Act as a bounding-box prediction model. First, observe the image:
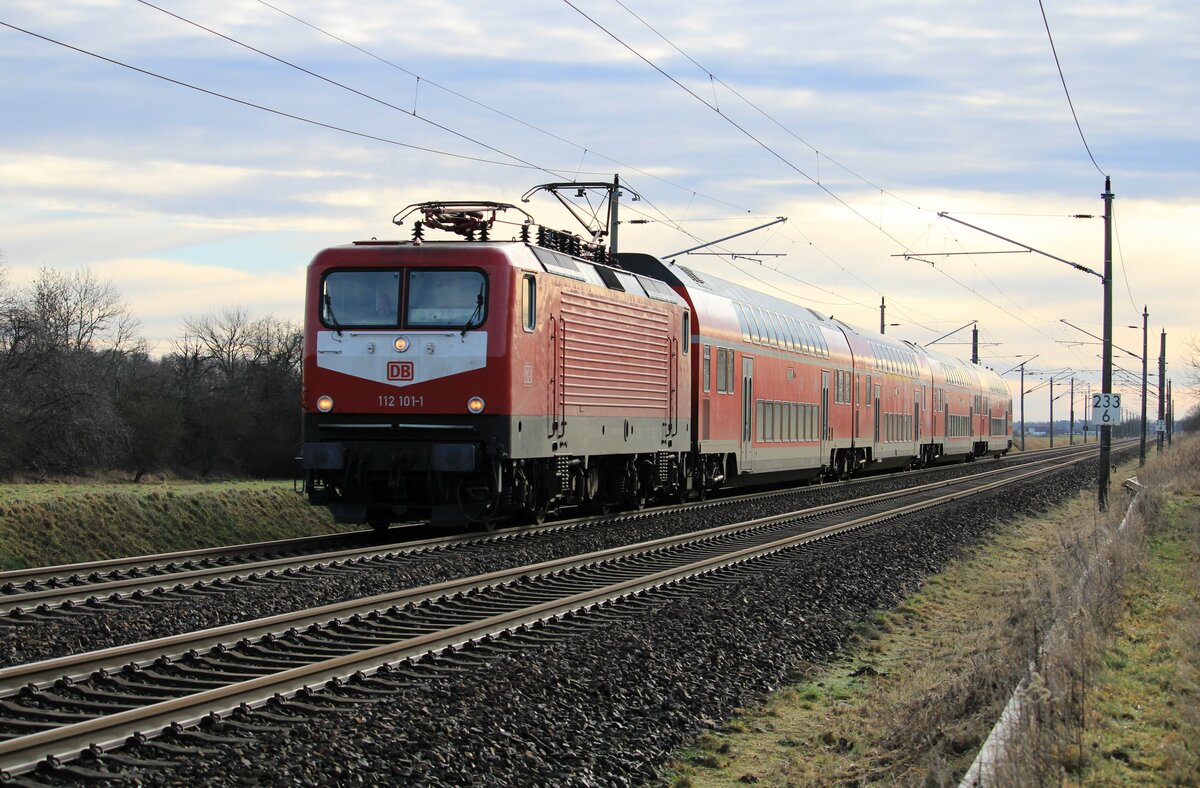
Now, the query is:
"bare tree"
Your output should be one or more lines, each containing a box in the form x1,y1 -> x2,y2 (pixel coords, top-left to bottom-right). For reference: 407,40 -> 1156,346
247,315 -> 303,375
171,307 -> 302,476
0,254 -> 29,363
0,265 -> 143,475
1184,334 -> 1200,392
16,267 -> 140,355
180,306 -> 255,381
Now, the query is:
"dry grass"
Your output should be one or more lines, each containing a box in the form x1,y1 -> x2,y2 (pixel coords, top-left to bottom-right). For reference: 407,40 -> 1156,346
1014,434 -> 1096,452
670,441 -> 1199,786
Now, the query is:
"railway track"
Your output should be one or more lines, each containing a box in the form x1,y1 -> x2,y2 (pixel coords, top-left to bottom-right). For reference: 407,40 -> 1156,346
0,441 -> 1111,620
0,450 -> 1100,781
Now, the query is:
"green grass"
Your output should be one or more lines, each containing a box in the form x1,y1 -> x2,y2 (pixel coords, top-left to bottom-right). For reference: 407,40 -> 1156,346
1078,492 -> 1200,784
0,479 -> 293,504
0,481 -> 347,570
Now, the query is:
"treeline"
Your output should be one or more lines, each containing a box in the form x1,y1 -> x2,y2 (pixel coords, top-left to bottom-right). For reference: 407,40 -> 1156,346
0,263 -> 301,480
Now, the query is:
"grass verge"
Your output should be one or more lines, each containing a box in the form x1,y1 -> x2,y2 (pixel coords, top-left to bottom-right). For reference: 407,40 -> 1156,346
0,481 -> 345,570
1075,467 -> 1199,783
668,441 -> 1198,786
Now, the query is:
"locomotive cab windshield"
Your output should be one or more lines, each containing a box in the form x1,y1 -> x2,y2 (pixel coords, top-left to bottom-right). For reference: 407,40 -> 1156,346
320,268 -> 487,329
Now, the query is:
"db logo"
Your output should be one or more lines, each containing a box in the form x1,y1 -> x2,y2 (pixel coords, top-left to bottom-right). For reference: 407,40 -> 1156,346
387,361 -> 414,381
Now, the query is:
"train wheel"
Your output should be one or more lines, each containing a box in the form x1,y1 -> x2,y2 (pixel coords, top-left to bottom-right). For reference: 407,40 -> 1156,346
366,507 -> 392,532
632,483 -> 648,511
457,471 -> 499,525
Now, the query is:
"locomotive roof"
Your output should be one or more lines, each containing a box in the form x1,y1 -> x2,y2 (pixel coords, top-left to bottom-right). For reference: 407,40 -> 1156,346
327,239 -> 690,310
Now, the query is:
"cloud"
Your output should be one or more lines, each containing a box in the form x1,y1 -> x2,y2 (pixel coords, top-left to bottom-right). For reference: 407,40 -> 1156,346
2,0 -> 1198,419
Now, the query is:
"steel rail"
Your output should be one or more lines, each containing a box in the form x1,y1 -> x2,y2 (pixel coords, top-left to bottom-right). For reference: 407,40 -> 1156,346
0,529 -> 502,616
1,441 -> 1112,616
0,453 -> 1096,777
0,528 -> 377,584
0,450 -> 1082,691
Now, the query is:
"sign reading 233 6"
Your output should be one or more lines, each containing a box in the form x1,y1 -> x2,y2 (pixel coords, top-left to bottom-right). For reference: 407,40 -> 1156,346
1091,393 -> 1122,424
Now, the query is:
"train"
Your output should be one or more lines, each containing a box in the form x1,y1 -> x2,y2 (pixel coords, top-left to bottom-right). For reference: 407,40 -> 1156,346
299,199 -> 1013,528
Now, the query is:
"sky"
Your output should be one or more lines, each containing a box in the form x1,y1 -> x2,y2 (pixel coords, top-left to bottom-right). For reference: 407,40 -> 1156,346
2,0 -> 1198,422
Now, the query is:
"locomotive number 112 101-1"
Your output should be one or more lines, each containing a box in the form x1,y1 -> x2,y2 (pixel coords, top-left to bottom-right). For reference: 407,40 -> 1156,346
378,394 -> 425,408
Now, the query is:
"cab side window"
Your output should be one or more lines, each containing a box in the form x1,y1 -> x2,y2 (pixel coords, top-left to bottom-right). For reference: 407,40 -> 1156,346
522,275 -> 536,331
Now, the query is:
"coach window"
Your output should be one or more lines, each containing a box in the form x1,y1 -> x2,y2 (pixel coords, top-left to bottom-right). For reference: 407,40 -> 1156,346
726,350 -> 735,394
734,303 -> 751,342
322,270 -> 400,327
769,312 -> 783,347
682,312 -> 690,353
521,275 -> 536,332
745,308 -> 762,344
716,347 -> 728,393
703,345 -> 712,392
406,269 -> 487,328
769,313 -> 785,349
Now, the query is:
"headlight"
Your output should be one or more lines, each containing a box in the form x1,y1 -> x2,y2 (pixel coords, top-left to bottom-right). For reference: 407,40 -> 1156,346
316,395 -> 334,413
467,396 -> 485,414
393,336 -> 410,352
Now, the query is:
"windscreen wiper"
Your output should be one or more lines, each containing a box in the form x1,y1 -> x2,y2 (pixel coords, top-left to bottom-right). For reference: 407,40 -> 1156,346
324,293 -> 343,337
460,287 -> 484,338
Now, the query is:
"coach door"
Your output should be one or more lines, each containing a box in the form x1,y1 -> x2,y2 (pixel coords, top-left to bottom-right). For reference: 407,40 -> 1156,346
821,370 -> 831,445
741,356 -> 754,471
874,384 -> 881,444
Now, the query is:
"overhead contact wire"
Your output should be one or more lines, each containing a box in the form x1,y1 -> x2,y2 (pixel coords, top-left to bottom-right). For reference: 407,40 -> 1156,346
135,0 -> 571,180
253,0 -> 773,220
0,21 -> 550,172
1037,0 -> 1106,176
561,0 -> 917,254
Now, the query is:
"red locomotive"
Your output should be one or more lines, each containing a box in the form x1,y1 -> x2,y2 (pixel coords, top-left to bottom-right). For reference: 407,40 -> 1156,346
300,198 -> 1012,528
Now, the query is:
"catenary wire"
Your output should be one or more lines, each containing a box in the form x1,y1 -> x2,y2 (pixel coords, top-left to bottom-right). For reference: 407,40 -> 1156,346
135,0 -> 573,181
251,0 -> 774,221
608,0 -> 925,214
1111,201 -> 1137,312
246,0 -> 1027,343
561,0 -> 920,255
1037,0 -> 1106,176
611,0 -> 1143,360
0,21 -> 561,173
570,0 -> 1069,350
